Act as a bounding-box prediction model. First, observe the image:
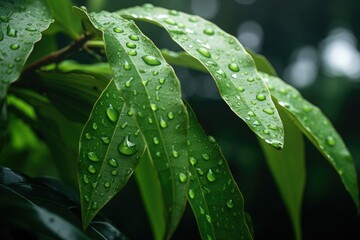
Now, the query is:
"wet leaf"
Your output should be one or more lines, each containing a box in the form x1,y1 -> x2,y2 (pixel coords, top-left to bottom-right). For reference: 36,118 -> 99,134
119,5 -> 284,149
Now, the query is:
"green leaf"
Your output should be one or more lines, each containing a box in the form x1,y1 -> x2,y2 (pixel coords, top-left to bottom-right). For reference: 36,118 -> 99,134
161,49 -> 205,72
45,0 -> 81,39
135,151 -> 166,240
78,79 -> 146,228
260,72 -> 359,210
118,5 -> 284,149
246,49 -> 278,77
57,60 -> 112,77
0,0 -> 53,98
258,109 -> 305,240
186,102 -> 252,240
76,8 -> 190,238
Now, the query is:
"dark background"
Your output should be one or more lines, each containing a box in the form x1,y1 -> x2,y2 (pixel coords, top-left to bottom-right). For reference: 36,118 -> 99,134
73,0 -> 360,239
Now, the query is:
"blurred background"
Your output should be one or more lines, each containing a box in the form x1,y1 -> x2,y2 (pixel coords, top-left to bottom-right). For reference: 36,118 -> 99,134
3,0 -> 360,239
78,0 -> 360,239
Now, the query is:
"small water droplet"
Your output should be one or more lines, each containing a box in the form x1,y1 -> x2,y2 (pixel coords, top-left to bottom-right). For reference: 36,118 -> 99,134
199,206 -> 205,214
6,26 -> 17,37
167,112 -> 174,119
228,63 -> 239,72
121,122 -> 128,129
226,199 -> 234,208
87,152 -> 100,162
92,122 -> 98,130
206,214 -> 212,223
189,16 -> 198,22
256,93 -> 266,101
188,189 -> 195,199
303,105 -> 313,112
10,44 -> 20,50
237,86 -> 245,92
197,47 -> 211,58
129,34 -> 139,41
169,9 -> 179,16
263,129 -> 270,135
268,125 -> 278,130
106,104 -> 118,122
158,78 -> 165,84
83,174 -> 89,184
92,202 -> 98,209
203,28 -> 215,35
247,77 -> 254,82
108,158 -> 118,168
88,165 -> 96,174
164,18 -> 177,25
217,159 -> 224,166
123,61 -> 131,70
263,108 -> 274,115
189,157 -> 197,165
126,42 -> 136,49
208,136 -> 216,143
142,55 -> 161,66
160,117 -> 168,128
85,133 -> 91,139
118,135 -> 137,156
179,172 -> 187,182
153,137 -> 159,145
247,111 -> 255,117
172,146 -> 179,158
196,167 -> 204,175
128,50 -> 137,56
92,182 -> 98,189
207,235 -> 213,240
25,27 -> 37,32
326,136 -> 336,146
206,169 -> 216,182
104,182 -> 111,188
84,195 -> 90,202
202,153 -> 210,160
150,103 -> 158,111
111,170 -> 118,176
113,27 -> 123,33
125,77 -> 133,87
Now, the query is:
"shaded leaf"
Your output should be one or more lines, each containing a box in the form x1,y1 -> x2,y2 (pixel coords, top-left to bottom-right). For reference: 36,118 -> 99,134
119,5 -> 284,149
76,8 -> 189,238
186,102 -> 252,240
258,109 -> 305,240
78,80 -> 146,228
260,72 -> 359,210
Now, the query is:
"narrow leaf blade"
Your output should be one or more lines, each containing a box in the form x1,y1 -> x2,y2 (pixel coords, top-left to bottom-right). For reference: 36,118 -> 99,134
79,80 -> 146,228
186,103 -> 252,240
119,5 -> 284,149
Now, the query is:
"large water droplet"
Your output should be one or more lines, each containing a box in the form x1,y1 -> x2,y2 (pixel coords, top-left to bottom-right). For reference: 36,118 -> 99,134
150,103 -> 158,111
326,136 -> 336,146
203,28 -> 215,35
113,27 -> 123,33
188,189 -> 195,199
128,50 -> 137,56
92,122 -> 98,130
153,137 -> 159,145
197,47 -> 211,58
88,165 -> 96,174
206,169 -> 216,182
172,146 -> 179,158
160,117 -> 168,128
6,26 -> 17,37
189,157 -> 197,165
178,172 -> 187,182
167,112 -> 174,119
10,44 -> 20,50
129,34 -> 139,41
123,61 -> 131,70
226,199 -> 234,208
164,18 -> 177,25
106,104 -> 118,122
87,152 -> 100,162
108,158 -> 118,168
263,108 -> 274,115
118,135 -> 137,156
142,55 -> 161,66
104,182 -> 111,188
85,133 -> 91,140
158,78 -> 166,84
256,93 -> 266,101
228,63 -> 239,72
202,153 -> 210,160
126,42 -> 136,49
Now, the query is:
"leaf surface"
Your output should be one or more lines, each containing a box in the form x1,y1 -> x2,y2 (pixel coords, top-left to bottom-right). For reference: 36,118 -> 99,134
186,103 -> 252,240
119,5 -> 284,149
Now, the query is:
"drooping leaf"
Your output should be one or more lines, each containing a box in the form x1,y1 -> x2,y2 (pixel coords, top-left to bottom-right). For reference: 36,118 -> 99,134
161,49 -> 205,72
78,79 -> 146,228
135,151 -> 166,240
260,72 -> 359,210
118,5 -> 284,149
76,8 -> 190,238
57,60 -> 112,77
246,49 -> 277,77
258,109 -> 305,240
186,102 -> 252,240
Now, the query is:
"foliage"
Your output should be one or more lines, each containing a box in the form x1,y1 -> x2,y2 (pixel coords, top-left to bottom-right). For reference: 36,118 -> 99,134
0,1 -> 358,239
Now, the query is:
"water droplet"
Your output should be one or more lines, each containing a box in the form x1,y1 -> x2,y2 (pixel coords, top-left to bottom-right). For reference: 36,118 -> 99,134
217,159 -> 224,166
199,206 -> 205,214
128,50 -> 137,56
268,125 -> 278,130
263,129 -> 270,135
206,169 -> 216,182
129,34 -> 139,41
197,47 -> 211,58
84,195 -> 90,202
172,146 -> 179,158
118,135 -> 137,156
104,182 -> 111,188
108,158 -> 118,168
237,87 -> 245,92
326,136 -> 336,146
196,167 -> 204,175
0,15 -> 9,22
169,9 -> 179,16
85,133 -> 91,139
142,55 -> 161,66
226,199 -> 234,208
150,103 -> 158,111
303,105 -> 313,112
256,93 -> 266,101
203,28 -> 215,35
92,122 -> 98,130
92,182 -> 98,189
111,170 -> 118,176
158,78 -> 165,84
208,136 -> 216,143
189,16 -> 198,22
164,18 -> 177,25
6,26 -> 17,37
121,122 -> 128,129
160,117 -> 168,128
106,104 -> 118,122
92,202 -> 98,209
123,61 -> 131,70
88,165 -> 96,174
153,137 -> 159,145
247,111 -> 255,117
263,108 -> 274,115
228,63 -> 239,72
148,117 -> 153,124
156,152 -> 161,157
87,152 -> 100,162
126,42 -> 136,49
188,189 -> 195,199
167,112 -> 174,119
252,120 -> 260,126
10,44 -> 20,50
125,77 -> 133,87
25,27 -> 37,32
189,157 -> 197,165
247,77 -> 254,82
83,174 -> 89,184
179,173 -> 187,182
113,27 -> 123,33
202,153 -> 210,160
206,214 -> 212,223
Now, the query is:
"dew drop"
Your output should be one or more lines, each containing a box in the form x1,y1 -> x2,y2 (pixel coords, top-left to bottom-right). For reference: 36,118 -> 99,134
206,214 -> 212,224
150,103 -> 158,111
85,133 -> 91,139
125,77 -> 133,87
92,122 -> 98,130
83,174 -> 89,184
118,135 -> 137,156
10,44 -> 20,50
197,47 -> 211,58
206,169 -> 216,182
164,18 -> 177,25
217,159 -> 224,166
228,63 -> 239,72
113,27 -> 123,33
189,157 -> 197,165
202,153 -> 210,160
179,172 -> 187,182
208,136 -> 216,143
237,86 -> 245,92
160,117 -> 168,129
25,27 -> 37,32
326,136 -> 336,146
196,167 -> 204,175
188,189 -> 195,199
108,158 -> 118,168
84,195 -> 90,202
172,146 -> 179,158
121,122 -> 128,129
6,26 -> 17,37
104,182 -> 111,188
169,9 -> 179,16
303,105 -> 313,112
111,170 -> 118,176
167,112 -> 174,119
106,104 -> 118,122
256,93 -> 266,101
263,129 -> 270,135
128,50 -> 137,56
247,77 -> 254,82
153,137 -> 159,145
142,55 -> 161,66
226,199 -> 234,209
247,111 -> 255,117
263,108 -> 274,115
92,182 -> 98,189
123,61 -> 131,70
92,202 -> 98,209
189,16 -> 198,22
87,152 -> 100,162
269,125 -> 278,130
126,42 -> 136,49
88,165 -> 96,174
203,28 -> 215,35
199,206 -> 205,214
129,34 -> 139,41
158,78 -> 165,84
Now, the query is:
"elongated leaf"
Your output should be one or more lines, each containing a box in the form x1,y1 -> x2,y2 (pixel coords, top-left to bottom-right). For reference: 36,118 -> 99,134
186,102 -> 252,240
135,151 -> 166,240
58,60 -> 112,76
260,72 -> 359,210
0,0 -> 52,98
79,79 -> 146,228
118,5 -> 284,149
76,8 -> 190,238
259,109 -> 305,240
